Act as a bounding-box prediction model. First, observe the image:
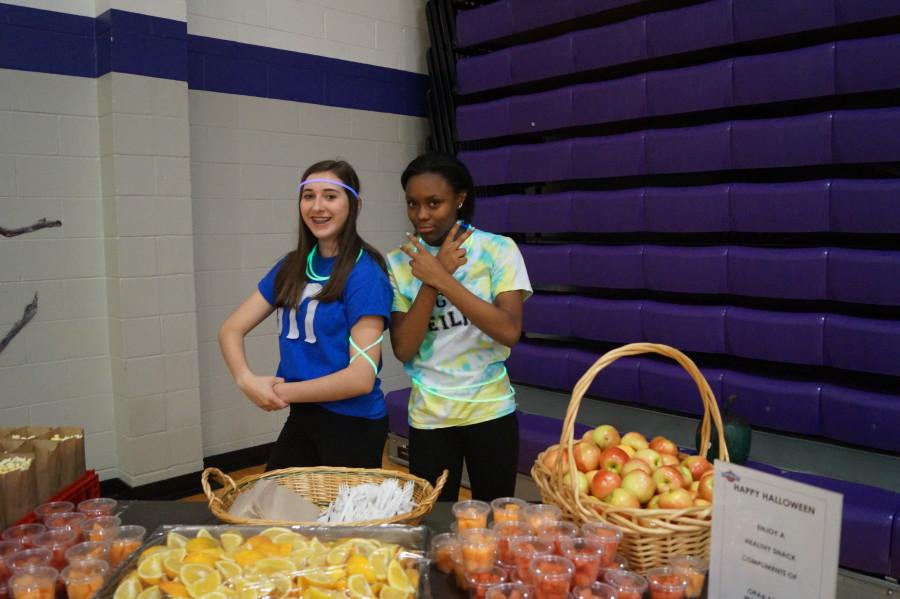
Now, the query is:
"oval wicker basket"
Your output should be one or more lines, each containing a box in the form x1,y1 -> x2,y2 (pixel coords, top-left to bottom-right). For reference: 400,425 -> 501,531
202,466 -> 448,527
530,343 -> 729,573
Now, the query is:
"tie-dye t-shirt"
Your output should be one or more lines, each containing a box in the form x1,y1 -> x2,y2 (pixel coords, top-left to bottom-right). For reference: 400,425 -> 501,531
386,228 -> 532,429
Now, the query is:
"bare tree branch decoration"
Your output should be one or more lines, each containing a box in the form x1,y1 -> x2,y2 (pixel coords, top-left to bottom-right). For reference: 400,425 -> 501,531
0,293 -> 38,354
1,218 -> 62,238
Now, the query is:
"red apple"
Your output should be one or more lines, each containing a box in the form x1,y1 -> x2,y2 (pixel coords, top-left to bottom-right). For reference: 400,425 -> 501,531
599,447 -> 629,475
615,444 -> 636,458
679,465 -> 693,487
542,446 -> 569,472
621,470 -> 656,504
649,436 -> 678,456
564,471 -> 589,495
621,431 -> 649,451
682,456 -> 713,481
591,425 -> 621,450
651,466 -> 684,494
660,454 -> 680,467
573,441 -> 602,473
621,458 -> 652,475
633,448 -> 663,470
606,488 -> 640,508
582,429 -> 594,443
699,472 -> 714,502
647,495 -> 661,509
694,498 -> 711,508
690,480 -> 700,492
590,469 -> 621,500
659,488 -> 694,509
585,469 -> 599,486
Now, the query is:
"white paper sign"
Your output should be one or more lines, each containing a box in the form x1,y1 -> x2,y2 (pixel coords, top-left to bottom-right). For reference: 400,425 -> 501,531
708,461 -> 842,599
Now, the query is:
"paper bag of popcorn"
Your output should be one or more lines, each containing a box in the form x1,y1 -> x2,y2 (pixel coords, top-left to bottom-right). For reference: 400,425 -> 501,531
51,427 -> 85,487
0,451 -> 37,527
10,426 -> 52,441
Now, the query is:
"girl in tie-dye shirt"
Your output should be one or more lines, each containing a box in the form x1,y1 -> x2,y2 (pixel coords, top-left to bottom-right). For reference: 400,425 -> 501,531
387,153 -> 532,501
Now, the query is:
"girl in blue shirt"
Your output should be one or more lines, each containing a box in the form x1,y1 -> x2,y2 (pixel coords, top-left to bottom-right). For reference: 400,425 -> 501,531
219,160 -> 392,470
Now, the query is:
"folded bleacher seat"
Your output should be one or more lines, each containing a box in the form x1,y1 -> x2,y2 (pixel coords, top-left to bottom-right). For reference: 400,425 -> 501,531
726,308 -> 825,366
644,185 -> 730,233
727,247 -> 829,300
733,0 -> 834,42
734,43 -> 835,105
730,181 -> 831,232
827,248 -> 900,306
571,190 -> 645,233
722,371 -> 822,435
647,0 -> 733,57
732,112 -> 833,169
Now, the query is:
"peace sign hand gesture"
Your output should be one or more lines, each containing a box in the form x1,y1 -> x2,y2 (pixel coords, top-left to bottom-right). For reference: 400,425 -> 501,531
401,222 -> 473,288
436,222 -> 473,274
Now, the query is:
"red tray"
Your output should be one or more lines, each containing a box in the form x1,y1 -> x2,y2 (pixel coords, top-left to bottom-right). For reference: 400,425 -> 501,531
14,470 -> 101,525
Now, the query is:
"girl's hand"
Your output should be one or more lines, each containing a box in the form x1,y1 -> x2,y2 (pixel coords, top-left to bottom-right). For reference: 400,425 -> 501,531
402,235 -> 453,289
435,222 -> 473,274
237,373 -> 288,411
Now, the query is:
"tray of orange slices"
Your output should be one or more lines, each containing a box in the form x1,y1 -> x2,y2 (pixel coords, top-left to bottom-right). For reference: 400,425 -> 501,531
96,525 -> 431,599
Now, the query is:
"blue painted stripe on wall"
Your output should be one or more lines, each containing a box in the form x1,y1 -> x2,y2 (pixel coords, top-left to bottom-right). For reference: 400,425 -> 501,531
0,5 -> 428,117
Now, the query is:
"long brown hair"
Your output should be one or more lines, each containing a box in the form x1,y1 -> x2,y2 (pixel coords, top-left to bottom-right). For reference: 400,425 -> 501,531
274,160 -> 386,307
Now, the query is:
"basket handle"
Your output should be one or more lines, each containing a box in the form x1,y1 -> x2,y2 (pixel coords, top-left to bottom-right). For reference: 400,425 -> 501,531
421,469 -> 449,505
201,467 -> 238,511
556,343 -> 729,503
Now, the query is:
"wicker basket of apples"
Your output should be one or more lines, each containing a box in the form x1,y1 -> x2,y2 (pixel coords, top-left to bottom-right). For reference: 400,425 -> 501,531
530,342 -> 728,574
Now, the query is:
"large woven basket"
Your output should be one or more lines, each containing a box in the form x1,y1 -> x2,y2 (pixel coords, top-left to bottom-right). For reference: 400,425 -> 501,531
531,343 -> 728,573
202,466 -> 448,527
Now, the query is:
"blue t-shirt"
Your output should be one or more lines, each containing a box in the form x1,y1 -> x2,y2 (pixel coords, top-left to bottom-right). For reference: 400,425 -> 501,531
258,251 -> 392,419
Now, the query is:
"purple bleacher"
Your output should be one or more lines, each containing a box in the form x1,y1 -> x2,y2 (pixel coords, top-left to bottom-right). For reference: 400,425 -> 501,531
570,297 -> 643,343
472,195 -> 510,233
820,385 -> 900,454
727,247 -> 828,300
570,244 -> 645,288
646,60 -> 733,116
572,74 -> 647,126
456,100 -> 510,142
509,88 -> 573,136
456,51 -> 512,95
734,43 -> 835,105
508,140 -> 572,184
574,0 -> 640,17
571,133 -> 645,179
836,34 -> 900,94
570,190 -> 645,233
516,410 -> 590,475
824,315 -> 900,376
833,107 -> 900,164
507,342 -> 571,390
722,372 -> 822,435
458,147 -> 510,187
511,0 -> 576,37
647,0 -> 733,57
643,245 -> 729,294
508,192 -> 573,233
726,308 -> 825,366
732,112 -> 833,169
827,249 -> 900,306
639,359 -> 725,416
520,243 -> 572,286
730,181 -> 831,232
830,179 -> 900,233
645,122 -> 732,174
511,35 -> 575,85
566,347 -> 642,404
834,0 -> 900,24
523,295 -> 572,337
643,185 -> 730,232
385,388 -> 410,438
642,302 -> 728,354
733,0 -> 834,42
778,471 -> 900,578
573,17 -> 647,71
455,0 -> 512,47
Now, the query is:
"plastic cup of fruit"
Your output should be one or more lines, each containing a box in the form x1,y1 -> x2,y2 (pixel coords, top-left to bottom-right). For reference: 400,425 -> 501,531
535,521 -> 579,556
76,499 -> 117,519
645,566 -> 688,599
61,559 -> 108,599
30,529 -> 77,570
32,503 -> 74,524
0,541 -> 26,584
491,498 -> 528,524
524,505 -> 561,534
1,526 -> 46,550
579,523 -> 622,567
43,512 -> 87,542
81,517 -> 121,543
510,537 -> 553,585
5,550 -> 51,576
459,528 -> 499,573
484,581 -> 533,599
8,565 -> 58,599
453,501 -> 492,531
559,538 -> 607,587
603,569 -> 648,599
491,521 -> 530,566
669,556 -> 708,599
64,542 -> 111,565
430,533 -> 460,575
107,526 -> 145,567
465,565 -> 508,599
571,581 -> 618,599
529,555 -> 574,599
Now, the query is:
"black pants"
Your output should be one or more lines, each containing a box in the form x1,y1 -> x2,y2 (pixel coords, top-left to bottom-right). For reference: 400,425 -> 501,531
266,403 -> 388,471
409,412 -> 519,502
